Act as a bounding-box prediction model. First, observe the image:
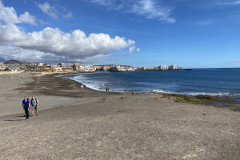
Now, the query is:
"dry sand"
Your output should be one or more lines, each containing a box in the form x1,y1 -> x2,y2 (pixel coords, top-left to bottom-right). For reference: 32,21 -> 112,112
0,72 -> 239,160
0,73 -> 95,117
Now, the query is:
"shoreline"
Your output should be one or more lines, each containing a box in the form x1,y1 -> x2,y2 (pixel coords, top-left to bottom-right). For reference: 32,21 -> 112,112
58,73 -> 240,111
60,71 -> 240,97
32,72 -> 240,112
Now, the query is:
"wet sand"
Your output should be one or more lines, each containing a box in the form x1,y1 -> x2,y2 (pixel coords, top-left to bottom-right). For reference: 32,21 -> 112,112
0,73 -> 240,160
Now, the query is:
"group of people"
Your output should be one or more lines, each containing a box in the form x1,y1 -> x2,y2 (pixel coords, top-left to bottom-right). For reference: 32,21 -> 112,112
22,96 -> 39,120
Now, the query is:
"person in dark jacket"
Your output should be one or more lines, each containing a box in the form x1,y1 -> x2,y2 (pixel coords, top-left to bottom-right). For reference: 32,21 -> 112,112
22,96 -> 30,120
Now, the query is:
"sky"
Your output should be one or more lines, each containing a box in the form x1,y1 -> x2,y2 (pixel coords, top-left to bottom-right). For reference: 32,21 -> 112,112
0,0 -> 240,68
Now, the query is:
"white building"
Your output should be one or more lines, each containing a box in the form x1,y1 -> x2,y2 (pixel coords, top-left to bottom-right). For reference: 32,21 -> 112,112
84,65 -> 93,72
103,66 -> 110,71
164,65 -> 169,70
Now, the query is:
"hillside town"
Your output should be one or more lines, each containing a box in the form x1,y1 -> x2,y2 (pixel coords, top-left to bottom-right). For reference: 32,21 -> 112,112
0,60 -> 183,73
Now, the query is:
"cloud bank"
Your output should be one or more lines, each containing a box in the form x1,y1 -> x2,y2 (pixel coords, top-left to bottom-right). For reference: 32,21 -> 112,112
0,45 -> 108,64
15,27 -> 136,58
0,1 -> 138,63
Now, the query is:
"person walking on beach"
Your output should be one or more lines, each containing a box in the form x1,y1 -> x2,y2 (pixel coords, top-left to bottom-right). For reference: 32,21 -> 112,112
22,96 -> 30,120
31,96 -> 39,116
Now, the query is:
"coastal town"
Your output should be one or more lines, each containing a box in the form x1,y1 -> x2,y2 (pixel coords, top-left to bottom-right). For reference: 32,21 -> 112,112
0,60 -> 182,73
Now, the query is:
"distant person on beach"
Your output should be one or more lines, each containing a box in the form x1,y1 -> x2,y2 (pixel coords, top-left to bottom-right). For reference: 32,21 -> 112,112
106,87 -> 109,92
31,96 -> 39,116
22,96 -> 30,120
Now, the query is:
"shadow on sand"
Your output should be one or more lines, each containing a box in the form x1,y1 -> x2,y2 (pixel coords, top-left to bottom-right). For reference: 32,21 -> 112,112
3,115 -> 27,122
3,119 -> 25,122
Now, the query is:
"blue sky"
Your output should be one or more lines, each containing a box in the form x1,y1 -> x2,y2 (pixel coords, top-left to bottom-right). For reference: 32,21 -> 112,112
0,0 -> 240,68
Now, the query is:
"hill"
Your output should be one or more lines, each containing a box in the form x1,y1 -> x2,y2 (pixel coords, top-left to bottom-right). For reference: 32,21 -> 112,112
4,60 -> 23,64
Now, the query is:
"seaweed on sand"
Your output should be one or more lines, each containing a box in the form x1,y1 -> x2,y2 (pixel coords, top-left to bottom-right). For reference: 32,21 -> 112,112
162,94 -> 240,111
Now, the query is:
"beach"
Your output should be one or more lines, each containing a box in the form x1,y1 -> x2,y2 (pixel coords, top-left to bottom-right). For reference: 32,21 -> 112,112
0,72 -> 240,160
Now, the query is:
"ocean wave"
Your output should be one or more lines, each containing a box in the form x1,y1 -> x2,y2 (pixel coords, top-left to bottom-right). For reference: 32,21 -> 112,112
67,76 -> 240,97
61,71 -> 240,98
70,77 -> 104,91
68,76 -> 240,97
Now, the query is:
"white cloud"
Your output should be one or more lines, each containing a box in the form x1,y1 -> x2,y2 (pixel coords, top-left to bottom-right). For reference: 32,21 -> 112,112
88,0 -> 175,23
15,27 -> 136,58
0,45 -> 54,62
77,54 -> 109,63
128,46 -> 135,54
136,48 -> 140,53
0,1 -> 138,63
36,2 -> 72,19
0,2 -> 19,24
217,0 -> 240,5
36,2 -> 58,19
0,1 -> 34,44
19,12 -> 36,25
64,12 -> 72,18
89,0 -> 113,7
125,46 -> 140,55
131,0 -> 175,23
0,23 -> 26,44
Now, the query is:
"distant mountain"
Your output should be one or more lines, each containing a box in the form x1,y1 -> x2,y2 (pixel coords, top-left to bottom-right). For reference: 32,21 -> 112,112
4,60 -> 23,64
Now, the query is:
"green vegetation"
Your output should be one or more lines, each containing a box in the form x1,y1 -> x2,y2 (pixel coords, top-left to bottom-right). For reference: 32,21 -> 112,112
174,95 -> 203,104
162,94 -> 240,111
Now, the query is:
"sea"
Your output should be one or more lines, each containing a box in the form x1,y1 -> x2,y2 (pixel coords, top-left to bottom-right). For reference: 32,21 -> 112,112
62,68 -> 240,99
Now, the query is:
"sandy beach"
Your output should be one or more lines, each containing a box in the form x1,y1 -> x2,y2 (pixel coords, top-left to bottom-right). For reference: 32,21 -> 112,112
0,72 -> 240,160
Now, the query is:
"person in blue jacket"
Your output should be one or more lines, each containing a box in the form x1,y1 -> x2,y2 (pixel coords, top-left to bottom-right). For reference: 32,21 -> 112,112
22,96 -> 30,120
